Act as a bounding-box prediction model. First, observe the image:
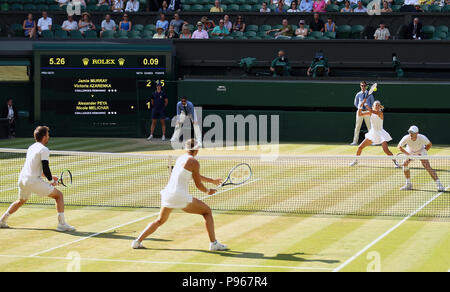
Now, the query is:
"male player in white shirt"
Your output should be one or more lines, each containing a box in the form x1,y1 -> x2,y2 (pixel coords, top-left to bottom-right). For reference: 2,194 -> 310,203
397,125 -> 445,192
0,126 -> 75,231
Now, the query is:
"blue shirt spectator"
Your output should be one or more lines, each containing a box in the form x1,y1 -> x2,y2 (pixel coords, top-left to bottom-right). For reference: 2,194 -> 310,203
156,14 -> 169,31
299,0 -> 313,12
176,100 -> 196,119
354,90 -> 374,111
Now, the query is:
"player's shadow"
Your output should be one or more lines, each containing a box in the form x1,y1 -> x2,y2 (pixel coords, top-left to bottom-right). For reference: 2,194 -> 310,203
7,228 -> 172,242
146,248 -> 339,264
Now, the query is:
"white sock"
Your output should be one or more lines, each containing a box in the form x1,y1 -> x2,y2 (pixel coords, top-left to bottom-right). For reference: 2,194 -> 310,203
1,212 -> 9,222
211,240 -> 217,245
406,179 -> 411,184
436,179 -> 443,186
58,213 -> 66,225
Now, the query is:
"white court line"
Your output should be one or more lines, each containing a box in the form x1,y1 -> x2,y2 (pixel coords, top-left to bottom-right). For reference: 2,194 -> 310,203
29,179 -> 259,257
0,254 -> 332,271
333,186 -> 449,272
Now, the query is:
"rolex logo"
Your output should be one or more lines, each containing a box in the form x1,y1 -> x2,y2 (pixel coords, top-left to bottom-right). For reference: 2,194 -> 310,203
118,58 -> 125,66
82,58 -> 89,66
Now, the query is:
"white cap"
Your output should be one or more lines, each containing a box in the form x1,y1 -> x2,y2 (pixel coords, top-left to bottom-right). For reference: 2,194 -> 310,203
408,125 -> 419,134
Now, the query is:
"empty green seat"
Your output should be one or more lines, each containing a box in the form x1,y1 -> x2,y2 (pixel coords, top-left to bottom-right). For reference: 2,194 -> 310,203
10,23 -> 23,36
326,4 -> 339,12
244,31 -> 257,37
324,31 -> 336,39
116,30 -> 128,38
239,4 -> 252,11
336,24 -> 351,39
443,5 -> 450,12
351,25 -> 364,39
435,25 -> 449,34
204,3 -> 213,10
47,4 -> 59,10
85,30 -> 98,39
129,30 -> 141,38
428,5 -> 442,12
0,3 -> 8,11
309,31 -> 323,38
259,25 -> 271,32
10,3 -> 23,10
422,25 -> 435,39
231,31 -> 243,37
52,24 -> 62,31
133,24 -> 144,31
144,24 -> 156,31
69,30 -> 83,39
391,4 -> 401,11
23,3 -> 36,10
54,30 -> 68,39
227,4 -> 239,11
246,24 -> 258,32
87,4 -> 98,11
101,30 -> 115,39
191,4 -> 203,11
98,4 -> 110,11
433,31 -> 447,39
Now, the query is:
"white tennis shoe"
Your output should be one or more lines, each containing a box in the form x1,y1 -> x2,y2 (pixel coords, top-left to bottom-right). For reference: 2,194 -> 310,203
57,223 -> 76,232
350,142 -> 358,146
393,160 -> 400,168
0,221 -> 9,228
349,160 -> 358,167
437,185 -> 445,192
400,183 -> 412,191
147,135 -> 153,141
161,135 -> 166,141
131,240 -> 144,249
209,241 -> 228,251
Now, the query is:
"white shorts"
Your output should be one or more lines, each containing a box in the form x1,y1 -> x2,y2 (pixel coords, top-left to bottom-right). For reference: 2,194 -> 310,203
406,147 -> 427,157
18,177 -> 55,200
160,191 -> 193,209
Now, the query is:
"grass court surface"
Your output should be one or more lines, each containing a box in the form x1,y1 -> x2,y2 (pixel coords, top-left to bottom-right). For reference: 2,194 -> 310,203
0,138 -> 449,272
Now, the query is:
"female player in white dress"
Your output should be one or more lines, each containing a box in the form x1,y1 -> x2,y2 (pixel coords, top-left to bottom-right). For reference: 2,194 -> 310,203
350,99 -> 398,167
132,139 -> 228,251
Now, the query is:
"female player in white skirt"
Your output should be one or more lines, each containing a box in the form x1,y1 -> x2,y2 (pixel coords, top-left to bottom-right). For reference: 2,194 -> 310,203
132,139 -> 228,251
350,99 -> 398,167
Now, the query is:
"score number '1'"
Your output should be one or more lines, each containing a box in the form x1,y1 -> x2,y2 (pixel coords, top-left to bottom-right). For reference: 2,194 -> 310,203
146,79 -> 165,110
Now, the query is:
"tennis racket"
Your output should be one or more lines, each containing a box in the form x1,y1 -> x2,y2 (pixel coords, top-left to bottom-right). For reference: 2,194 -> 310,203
368,82 -> 378,95
396,153 -> 410,166
218,163 -> 252,188
58,169 -> 73,187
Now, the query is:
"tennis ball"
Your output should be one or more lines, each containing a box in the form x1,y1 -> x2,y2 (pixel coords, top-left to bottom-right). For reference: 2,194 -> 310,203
373,88 -> 377,92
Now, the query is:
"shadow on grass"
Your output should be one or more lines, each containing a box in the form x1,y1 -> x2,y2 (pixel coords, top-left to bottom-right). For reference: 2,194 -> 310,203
7,227 -> 172,242
145,248 -> 339,264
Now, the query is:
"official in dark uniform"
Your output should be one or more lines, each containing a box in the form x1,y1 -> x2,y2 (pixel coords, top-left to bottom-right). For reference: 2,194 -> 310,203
147,82 -> 168,141
2,98 -> 18,137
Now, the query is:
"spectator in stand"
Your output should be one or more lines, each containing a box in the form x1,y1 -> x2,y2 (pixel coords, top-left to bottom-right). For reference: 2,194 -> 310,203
374,22 -> 390,40
300,0 -> 313,11
201,16 -> 215,32
119,13 -> 132,31
285,0 -> 294,6
97,0 -> 111,6
156,13 -> 169,32
407,17 -> 422,39
313,0 -> 327,12
159,0 -> 169,13
167,0 -> 181,12
179,24 -> 191,39
211,19 -> 230,38
381,1 -> 392,12
166,25 -> 179,38
270,0 -> 281,4
275,1 -> 287,12
55,0 -> 69,6
100,14 -> 117,38
267,19 -> 294,39
170,13 -> 185,34
295,19 -> 309,38
125,0 -> 140,12
325,16 -> 335,32
270,50 -> 291,76
37,11 -> 52,37
210,0 -> 224,12
401,0 -> 418,11
341,0 -> 353,11
223,15 -> 232,31
232,15 -> 246,32
72,0 -> 87,7
353,0 -> 367,12
23,13 -> 36,39
191,21 -> 209,39
309,13 -> 324,32
78,12 -> 95,36
112,0 -> 124,12
260,2 -> 271,12
62,14 -> 78,32
2,98 -> 17,137
288,1 -> 301,11
414,4 -> 424,12
153,26 -> 166,39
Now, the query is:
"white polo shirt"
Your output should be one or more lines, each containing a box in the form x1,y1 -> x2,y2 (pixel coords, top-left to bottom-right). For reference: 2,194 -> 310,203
19,142 -> 50,179
398,134 -> 431,155
62,20 -> 78,31
37,17 -> 52,31
101,19 -> 116,31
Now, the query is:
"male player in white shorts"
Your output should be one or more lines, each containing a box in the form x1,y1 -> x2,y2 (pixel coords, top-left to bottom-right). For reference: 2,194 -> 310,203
397,125 -> 445,192
0,126 -> 76,231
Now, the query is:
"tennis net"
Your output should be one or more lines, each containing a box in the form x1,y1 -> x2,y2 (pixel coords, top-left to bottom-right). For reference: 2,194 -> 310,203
0,148 -> 449,217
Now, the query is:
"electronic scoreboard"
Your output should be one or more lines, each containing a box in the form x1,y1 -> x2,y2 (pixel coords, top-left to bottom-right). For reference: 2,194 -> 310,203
34,44 -> 175,137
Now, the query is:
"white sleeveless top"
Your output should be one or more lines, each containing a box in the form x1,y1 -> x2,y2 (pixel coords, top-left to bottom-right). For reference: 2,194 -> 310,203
161,154 -> 193,198
370,113 -> 383,131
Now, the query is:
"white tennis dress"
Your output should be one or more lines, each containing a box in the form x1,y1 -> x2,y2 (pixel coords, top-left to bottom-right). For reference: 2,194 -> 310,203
365,113 -> 392,145
160,154 -> 193,208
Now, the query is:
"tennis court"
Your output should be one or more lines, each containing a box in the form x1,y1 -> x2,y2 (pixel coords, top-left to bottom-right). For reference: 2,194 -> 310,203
0,139 -> 449,272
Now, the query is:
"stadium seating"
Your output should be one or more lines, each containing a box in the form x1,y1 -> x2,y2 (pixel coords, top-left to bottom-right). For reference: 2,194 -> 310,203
351,25 -> 365,39
336,25 -> 351,39
69,30 -> 83,39
40,29 -> 54,38
422,25 -> 435,39
101,30 -> 115,39
84,30 -> 98,39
